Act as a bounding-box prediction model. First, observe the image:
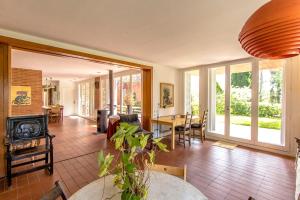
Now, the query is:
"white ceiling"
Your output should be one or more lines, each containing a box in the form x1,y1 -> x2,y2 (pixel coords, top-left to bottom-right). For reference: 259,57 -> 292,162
0,0 -> 269,68
12,49 -> 128,80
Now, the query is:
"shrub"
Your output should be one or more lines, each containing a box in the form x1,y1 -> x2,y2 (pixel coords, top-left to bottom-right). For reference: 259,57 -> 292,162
258,102 -> 281,118
230,98 -> 250,116
191,104 -> 200,115
215,94 -> 281,118
216,94 -> 225,114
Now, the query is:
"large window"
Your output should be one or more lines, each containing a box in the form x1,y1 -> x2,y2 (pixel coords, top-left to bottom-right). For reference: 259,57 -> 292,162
184,70 -> 199,115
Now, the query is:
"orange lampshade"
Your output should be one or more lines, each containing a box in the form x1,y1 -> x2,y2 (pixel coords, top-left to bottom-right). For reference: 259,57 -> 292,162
239,0 -> 300,59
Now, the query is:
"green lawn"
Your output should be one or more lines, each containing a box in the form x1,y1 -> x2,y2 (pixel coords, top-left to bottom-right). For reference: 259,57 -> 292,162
230,115 -> 281,130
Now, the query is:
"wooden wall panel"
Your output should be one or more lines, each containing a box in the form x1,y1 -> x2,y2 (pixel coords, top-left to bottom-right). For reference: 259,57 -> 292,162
142,68 -> 152,131
0,44 -> 10,178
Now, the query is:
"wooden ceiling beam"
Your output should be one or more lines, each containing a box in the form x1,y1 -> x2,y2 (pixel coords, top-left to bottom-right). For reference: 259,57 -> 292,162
0,35 -> 153,70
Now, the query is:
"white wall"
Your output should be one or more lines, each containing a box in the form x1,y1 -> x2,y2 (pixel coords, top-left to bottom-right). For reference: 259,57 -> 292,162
59,80 -> 76,116
152,65 -> 182,117
285,55 -> 300,156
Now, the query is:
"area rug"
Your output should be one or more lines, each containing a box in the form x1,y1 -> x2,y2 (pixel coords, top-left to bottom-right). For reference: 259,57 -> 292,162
212,141 -> 237,150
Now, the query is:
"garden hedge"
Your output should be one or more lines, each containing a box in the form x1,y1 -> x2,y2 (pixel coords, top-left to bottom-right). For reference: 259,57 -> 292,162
216,95 -> 281,118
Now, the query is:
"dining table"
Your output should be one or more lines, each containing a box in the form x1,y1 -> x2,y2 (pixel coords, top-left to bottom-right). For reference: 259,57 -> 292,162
68,171 -> 208,200
42,105 -> 64,121
151,115 -> 199,150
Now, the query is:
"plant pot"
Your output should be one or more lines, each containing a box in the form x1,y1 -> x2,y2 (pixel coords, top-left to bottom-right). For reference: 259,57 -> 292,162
127,105 -> 133,114
121,191 -> 143,200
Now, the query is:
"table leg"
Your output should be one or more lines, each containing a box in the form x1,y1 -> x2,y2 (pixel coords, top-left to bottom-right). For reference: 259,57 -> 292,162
61,109 -> 63,121
172,125 -> 175,150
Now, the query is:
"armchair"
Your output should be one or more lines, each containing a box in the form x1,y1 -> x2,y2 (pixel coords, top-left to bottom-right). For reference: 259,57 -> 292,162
119,114 -> 153,150
5,115 -> 55,186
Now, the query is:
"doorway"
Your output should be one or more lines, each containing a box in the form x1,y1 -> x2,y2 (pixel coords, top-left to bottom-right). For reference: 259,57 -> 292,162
0,37 -> 153,178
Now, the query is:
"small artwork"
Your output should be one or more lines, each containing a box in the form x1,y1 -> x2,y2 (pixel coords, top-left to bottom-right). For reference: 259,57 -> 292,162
11,86 -> 31,105
160,83 -> 174,108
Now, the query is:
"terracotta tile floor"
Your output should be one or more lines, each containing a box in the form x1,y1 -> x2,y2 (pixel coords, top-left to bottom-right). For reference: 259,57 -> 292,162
0,116 -> 296,200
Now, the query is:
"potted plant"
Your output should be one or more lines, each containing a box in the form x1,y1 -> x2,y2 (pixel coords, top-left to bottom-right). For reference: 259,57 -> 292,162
123,94 -> 133,114
98,123 -> 168,200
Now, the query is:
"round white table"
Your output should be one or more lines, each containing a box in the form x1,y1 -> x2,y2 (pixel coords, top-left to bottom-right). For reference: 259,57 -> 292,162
69,171 -> 208,200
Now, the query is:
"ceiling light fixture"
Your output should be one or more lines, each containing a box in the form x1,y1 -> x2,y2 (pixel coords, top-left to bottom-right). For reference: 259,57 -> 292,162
239,0 -> 300,59
43,77 -> 55,90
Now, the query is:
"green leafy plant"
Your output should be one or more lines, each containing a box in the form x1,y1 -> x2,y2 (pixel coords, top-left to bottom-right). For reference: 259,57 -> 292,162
98,122 -> 168,200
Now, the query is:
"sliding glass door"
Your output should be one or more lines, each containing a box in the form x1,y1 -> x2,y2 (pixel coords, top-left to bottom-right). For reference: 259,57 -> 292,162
208,60 -> 285,148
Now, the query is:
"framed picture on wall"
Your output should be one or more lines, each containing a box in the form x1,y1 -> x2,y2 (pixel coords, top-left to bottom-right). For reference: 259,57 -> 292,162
160,83 -> 174,108
11,86 -> 32,105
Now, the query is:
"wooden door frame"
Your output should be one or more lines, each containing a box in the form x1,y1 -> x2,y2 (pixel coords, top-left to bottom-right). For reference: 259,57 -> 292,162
0,35 -> 153,178
0,44 -> 11,178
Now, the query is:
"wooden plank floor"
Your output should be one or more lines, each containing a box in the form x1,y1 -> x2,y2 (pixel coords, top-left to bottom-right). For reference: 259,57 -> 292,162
0,116 -> 295,200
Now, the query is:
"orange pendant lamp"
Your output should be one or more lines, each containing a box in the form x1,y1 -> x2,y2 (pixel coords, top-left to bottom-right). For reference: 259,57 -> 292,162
239,0 -> 300,59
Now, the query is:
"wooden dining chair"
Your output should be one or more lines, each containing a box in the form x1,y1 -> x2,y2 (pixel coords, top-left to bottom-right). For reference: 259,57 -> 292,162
175,112 -> 192,148
49,106 -> 61,123
191,109 -> 208,143
145,160 -> 187,181
40,181 -> 68,200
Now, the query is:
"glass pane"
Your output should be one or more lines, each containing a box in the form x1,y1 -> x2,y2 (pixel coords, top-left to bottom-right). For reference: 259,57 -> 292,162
85,82 -> 90,116
78,84 -> 82,115
230,63 -> 252,140
81,83 -> 86,116
131,73 -> 142,115
258,60 -> 284,145
208,66 -> 225,135
100,79 -> 106,109
122,75 -> 130,114
100,78 -> 110,109
114,77 -> 121,114
184,70 -> 199,115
